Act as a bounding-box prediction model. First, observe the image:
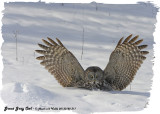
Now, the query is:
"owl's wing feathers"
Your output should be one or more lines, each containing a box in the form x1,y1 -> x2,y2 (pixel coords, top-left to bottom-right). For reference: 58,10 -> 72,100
104,34 -> 149,90
36,38 -> 85,87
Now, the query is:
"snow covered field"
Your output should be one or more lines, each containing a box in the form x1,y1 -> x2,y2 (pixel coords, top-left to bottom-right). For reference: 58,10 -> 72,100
1,2 -> 158,114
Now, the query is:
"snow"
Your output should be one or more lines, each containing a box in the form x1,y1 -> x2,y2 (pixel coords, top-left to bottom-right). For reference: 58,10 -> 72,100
1,2 -> 158,114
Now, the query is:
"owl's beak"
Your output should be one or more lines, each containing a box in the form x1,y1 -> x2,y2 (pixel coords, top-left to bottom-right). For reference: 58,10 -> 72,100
92,81 -> 96,85
92,80 -> 98,85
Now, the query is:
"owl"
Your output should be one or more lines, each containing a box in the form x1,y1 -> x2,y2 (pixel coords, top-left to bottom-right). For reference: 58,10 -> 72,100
35,34 -> 149,91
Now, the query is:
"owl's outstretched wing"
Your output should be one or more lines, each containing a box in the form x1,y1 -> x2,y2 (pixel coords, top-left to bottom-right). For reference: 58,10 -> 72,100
35,38 -> 85,87
104,34 -> 149,90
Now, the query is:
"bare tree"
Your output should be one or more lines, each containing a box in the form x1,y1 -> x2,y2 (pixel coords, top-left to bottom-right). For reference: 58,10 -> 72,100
96,3 -> 98,11
13,30 -> 19,61
81,27 -> 85,60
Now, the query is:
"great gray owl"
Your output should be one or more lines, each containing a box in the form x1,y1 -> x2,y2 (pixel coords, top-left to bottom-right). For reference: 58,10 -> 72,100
35,34 -> 149,91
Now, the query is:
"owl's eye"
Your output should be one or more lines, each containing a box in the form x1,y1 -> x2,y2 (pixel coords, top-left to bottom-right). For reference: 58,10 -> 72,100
89,74 -> 94,79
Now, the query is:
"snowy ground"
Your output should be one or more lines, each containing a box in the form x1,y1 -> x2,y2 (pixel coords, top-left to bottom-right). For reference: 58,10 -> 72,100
1,2 -> 158,114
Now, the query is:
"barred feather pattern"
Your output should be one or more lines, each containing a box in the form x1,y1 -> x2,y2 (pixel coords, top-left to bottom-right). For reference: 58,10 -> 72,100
36,34 -> 149,91
36,38 -> 85,87
104,34 -> 149,90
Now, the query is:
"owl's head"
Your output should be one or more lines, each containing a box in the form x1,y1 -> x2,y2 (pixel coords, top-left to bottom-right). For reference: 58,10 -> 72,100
84,66 -> 104,89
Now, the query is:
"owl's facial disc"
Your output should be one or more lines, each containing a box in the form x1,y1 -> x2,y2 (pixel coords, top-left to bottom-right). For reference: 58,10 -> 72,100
85,66 -> 104,89
89,72 -> 103,83
87,72 -> 102,89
